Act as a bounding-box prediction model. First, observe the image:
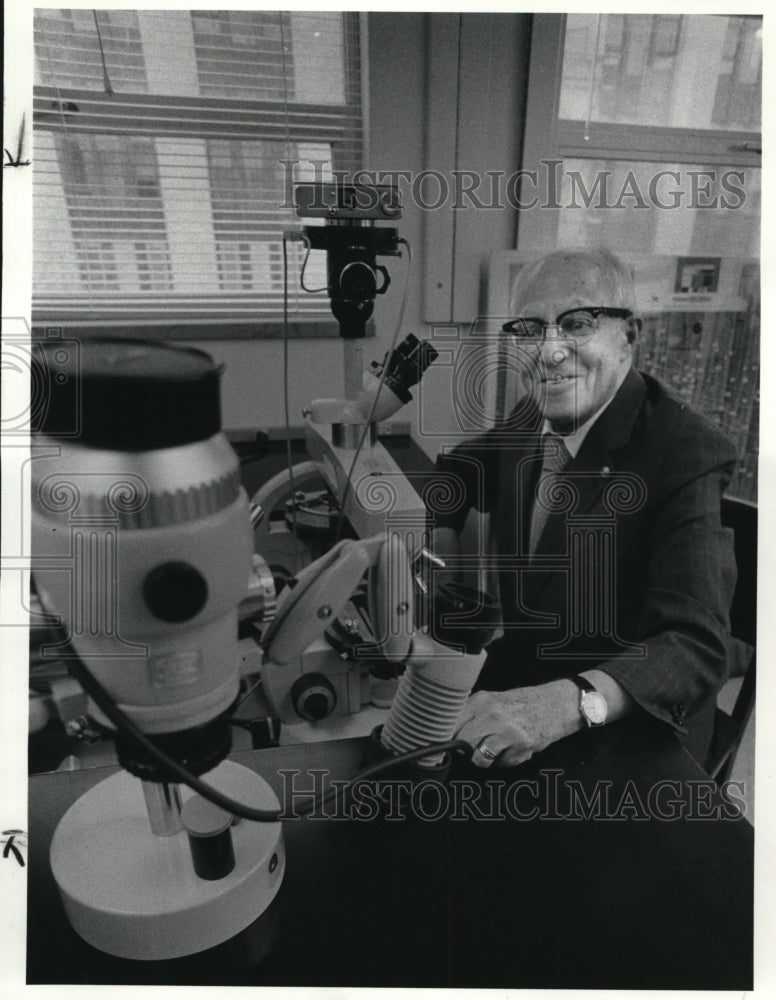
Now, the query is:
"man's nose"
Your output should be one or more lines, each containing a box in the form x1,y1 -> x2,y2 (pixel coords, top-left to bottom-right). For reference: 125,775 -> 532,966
539,337 -> 569,366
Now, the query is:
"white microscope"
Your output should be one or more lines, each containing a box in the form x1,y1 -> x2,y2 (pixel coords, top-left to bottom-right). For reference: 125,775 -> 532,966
31,338 -> 286,961
251,182 -> 446,733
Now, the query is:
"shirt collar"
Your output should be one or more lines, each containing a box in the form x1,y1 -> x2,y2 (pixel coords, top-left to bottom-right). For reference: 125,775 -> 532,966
541,370 -> 629,458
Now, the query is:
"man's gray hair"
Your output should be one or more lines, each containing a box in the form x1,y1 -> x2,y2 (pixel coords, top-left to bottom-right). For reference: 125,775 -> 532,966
509,247 -> 638,314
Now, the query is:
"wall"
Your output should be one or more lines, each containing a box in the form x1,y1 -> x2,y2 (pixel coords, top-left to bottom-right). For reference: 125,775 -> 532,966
176,337 -> 346,434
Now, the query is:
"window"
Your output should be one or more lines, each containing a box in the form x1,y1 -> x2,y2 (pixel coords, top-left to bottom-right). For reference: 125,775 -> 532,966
520,14 -> 761,254
559,14 -> 759,130
32,9 -> 365,331
516,13 -> 761,501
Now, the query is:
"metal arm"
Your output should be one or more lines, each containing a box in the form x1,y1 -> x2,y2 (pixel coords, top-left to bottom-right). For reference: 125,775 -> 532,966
261,533 -> 414,669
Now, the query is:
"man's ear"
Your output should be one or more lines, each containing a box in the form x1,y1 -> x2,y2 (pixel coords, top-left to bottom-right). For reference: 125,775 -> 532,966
626,314 -> 642,343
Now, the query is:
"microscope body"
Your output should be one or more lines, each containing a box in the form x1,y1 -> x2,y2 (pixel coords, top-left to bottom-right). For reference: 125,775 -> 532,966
31,433 -> 251,746
294,184 -> 434,548
304,417 -> 428,551
275,416 -> 428,730
248,183 -> 440,727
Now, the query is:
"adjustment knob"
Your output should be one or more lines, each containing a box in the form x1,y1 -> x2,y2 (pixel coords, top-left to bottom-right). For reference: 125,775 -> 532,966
143,561 -> 208,622
290,673 -> 337,721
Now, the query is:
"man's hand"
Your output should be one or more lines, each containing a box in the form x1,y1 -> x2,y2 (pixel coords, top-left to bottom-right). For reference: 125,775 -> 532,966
455,681 -> 583,768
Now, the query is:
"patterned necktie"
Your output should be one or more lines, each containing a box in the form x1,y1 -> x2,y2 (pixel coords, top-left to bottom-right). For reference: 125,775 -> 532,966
529,433 -> 572,553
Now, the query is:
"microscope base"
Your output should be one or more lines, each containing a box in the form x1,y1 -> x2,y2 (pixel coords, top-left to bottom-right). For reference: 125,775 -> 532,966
51,760 -> 285,961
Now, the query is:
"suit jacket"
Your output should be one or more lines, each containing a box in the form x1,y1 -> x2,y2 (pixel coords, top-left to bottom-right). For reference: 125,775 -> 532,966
432,368 -> 738,765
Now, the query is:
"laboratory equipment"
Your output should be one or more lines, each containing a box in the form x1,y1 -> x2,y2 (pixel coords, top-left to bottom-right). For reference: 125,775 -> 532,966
250,184 -> 441,726
254,182 -> 437,553
260,534 -> 496,770
29,337 -> 492,969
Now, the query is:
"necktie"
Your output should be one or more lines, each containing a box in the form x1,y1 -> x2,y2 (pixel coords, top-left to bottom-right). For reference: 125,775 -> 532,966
529,433 -> 572,553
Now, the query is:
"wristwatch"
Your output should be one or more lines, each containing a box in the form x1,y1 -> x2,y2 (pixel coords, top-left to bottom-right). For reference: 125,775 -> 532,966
570,676 -> 608,727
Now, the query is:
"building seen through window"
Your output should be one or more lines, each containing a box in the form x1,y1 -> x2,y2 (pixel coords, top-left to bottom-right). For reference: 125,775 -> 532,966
32,10 -> 362,322
559,14 -> 761,131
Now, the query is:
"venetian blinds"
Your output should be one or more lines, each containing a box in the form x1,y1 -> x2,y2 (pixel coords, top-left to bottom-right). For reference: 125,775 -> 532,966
32,9 -> 365,326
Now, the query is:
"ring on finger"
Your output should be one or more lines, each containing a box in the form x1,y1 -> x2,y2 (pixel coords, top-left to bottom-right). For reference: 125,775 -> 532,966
476,738 -> 499,761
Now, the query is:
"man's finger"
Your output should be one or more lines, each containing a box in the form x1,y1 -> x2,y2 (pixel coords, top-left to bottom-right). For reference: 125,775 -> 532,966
469,732 -> 509,769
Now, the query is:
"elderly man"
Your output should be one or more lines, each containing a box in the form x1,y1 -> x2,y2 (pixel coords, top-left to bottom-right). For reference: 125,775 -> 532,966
432,248 -> 737,768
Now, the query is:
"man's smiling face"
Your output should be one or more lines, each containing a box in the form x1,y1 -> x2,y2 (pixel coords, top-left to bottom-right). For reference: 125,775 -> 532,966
512,256 -> 634,432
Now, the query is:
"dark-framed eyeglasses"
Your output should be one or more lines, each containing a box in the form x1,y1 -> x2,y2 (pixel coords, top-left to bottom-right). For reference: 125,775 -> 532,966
502,307 -> 633,342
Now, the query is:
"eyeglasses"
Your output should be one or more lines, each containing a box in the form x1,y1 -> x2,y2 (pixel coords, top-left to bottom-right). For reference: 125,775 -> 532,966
502,307 -> 632,342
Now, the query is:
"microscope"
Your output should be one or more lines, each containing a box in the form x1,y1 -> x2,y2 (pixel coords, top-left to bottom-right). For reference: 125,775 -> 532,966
253,183 -> 444,730
31,334 -> 495,968
31,339 -> 285,962
254,182 -> 437,554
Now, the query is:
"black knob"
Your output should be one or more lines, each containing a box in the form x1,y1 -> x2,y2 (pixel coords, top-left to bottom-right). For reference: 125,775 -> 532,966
143,561 -> 208,622
290,673 -> 337,721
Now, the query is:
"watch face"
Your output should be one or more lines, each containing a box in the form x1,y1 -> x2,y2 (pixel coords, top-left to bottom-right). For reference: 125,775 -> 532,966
581,690 -> 608,726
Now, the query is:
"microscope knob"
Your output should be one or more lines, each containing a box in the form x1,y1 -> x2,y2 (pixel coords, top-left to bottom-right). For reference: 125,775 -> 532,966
143,561 -> 208,622
290,673 -> 337,721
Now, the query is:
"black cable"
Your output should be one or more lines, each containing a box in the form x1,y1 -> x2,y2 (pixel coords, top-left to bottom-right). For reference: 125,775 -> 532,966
64,644 -> 471,822
299,233 -> 328,293
281,235 -> 299,567
277,17 -> 300,570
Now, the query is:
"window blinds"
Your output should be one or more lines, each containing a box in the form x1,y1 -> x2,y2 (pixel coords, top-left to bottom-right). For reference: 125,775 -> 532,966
32,9 -> 365,325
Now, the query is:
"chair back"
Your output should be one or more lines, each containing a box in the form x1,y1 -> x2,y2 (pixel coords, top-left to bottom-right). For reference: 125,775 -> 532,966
721,495 -> 757,647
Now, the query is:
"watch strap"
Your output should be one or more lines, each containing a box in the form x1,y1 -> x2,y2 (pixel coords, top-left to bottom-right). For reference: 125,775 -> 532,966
569,675 -> 596,696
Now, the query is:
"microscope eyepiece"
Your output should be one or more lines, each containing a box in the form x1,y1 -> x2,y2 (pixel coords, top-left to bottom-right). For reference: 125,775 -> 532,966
31,338 -> 222,450
377,333 -> 439,404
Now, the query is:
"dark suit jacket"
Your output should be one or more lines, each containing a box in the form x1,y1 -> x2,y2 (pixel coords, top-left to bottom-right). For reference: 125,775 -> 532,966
432,368 -> 738,764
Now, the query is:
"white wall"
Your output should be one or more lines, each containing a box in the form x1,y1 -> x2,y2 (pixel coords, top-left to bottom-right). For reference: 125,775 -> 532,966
178,336 -> 346,433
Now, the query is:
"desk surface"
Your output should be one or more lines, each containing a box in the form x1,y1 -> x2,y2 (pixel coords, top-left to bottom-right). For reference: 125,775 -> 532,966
27,722 -> 752,989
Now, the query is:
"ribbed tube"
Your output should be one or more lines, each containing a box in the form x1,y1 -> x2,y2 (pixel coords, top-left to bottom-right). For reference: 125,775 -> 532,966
381,666 -> 470,766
